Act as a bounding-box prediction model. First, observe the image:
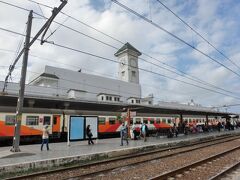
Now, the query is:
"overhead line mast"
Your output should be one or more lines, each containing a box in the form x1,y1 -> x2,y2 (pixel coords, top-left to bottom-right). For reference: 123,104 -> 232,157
2,0 -> 67,93
10,0 -> 67,152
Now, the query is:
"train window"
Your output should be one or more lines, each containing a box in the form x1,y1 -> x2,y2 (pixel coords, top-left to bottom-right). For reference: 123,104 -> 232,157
53,117 -> 57,125
150,119 -> 154,124
162,118 -> 166,123
98,117 -> 106,125
44,116 -> 51,125
135,118 -> 141,124
143,118 -> 148,124
26,116 -> 39,126
5,115 -> 16,125
189,119 -> 192,123
156,118 -> 161,124
109,117 -> 116,125
167,119 -> 171,124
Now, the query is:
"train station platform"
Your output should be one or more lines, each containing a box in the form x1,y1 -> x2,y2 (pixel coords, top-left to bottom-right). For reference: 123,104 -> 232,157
1,129 -> 240,178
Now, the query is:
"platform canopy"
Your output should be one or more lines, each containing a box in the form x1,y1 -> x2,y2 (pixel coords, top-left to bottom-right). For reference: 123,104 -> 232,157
0,94 -> 234,117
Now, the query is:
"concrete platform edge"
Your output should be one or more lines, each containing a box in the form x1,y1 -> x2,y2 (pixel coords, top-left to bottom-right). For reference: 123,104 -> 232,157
1,131 -> 239,177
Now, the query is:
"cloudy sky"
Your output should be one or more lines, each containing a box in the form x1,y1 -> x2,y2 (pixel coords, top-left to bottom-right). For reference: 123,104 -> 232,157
0,0 -> 240,113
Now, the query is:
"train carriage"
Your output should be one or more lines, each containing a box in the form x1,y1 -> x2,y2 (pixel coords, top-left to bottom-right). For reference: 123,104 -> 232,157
0,108 -> 232,144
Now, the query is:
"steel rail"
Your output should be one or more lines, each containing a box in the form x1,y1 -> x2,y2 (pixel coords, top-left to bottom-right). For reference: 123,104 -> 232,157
5,134 -> 240,180
149,145 -> 240,180
209,161 -> 240,180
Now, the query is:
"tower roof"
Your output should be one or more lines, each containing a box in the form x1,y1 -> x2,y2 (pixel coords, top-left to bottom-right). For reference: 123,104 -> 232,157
114,42 -> 142,56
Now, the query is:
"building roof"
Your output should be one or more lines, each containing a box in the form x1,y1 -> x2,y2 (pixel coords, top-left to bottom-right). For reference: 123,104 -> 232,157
67,89 -> 87,93
127,97 -> 141,100
0,94 -> 234,117
40,73 -> 59,79
97,93 -> 121,97
114,42 -> 142,56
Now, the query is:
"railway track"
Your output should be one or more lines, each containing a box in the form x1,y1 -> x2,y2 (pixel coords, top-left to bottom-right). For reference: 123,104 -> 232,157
7,134 -> 240,180
209,161 -> 240,180
150,145 -> 240,179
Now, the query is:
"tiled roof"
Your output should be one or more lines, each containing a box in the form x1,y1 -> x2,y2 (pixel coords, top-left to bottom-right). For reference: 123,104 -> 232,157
40,73 -> 59,79
114,42 -> 141,56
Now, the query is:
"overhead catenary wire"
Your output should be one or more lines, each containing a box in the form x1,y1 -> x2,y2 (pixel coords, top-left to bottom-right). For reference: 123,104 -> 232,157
0,46 -> 225,100
0,47 -> 199,97
0,1 -> 240,103
155,0 -> 240,71
45,40 -> 240,101
111,0 -> 240,79
24,0 -> 239,96
3,0 -> 237,97
1,25 -> 240,101
3,68 -> 236,106
0,0 -> 67,92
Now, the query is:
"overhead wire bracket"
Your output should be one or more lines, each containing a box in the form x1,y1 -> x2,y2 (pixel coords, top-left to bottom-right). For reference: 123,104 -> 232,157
41,0 -> 67,45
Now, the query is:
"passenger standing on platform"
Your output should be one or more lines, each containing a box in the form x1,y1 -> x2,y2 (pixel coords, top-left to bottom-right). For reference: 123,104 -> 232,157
139,123 -> 143,138
86,125 -> 94,145
217,121 -> 222,132
141,123 -> 148,142
120,122 -> 128,146
173,123 -> 178,137
132,123 -> 137,140
41,126 -> 49,151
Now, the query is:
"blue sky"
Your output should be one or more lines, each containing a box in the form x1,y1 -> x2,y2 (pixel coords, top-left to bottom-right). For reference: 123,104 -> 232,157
0,0 -> 240,113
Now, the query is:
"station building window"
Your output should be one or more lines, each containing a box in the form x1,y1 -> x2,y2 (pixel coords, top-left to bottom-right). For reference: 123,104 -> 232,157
109,117 -> 116,125
101,96 -> 104,101
44,116 -> 51,125
26,116 -> 39,126
5,115 -> 16,125
136,99 -> 140,104
131,99 -> 134,103
109,96 -> 112,101
98,117 -> 106,125
132,71 -> 136,77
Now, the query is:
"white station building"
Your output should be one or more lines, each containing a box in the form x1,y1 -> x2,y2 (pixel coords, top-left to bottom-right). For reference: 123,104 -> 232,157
0,42 -> 230,114
28,42 -> 147,104
14,42 -> 152,105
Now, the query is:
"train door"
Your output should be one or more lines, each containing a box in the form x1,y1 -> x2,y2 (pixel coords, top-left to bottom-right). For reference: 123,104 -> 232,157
52,115 -> 61,133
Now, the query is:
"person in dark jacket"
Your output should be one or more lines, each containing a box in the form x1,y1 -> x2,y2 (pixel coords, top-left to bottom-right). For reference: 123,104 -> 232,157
217,121 -> 222,132
120,123 -> 128,146
86,125 -> 94,145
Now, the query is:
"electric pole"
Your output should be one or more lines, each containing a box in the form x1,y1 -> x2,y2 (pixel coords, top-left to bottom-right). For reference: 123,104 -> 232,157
11,10 -> 33,152
9,0 -> 67,152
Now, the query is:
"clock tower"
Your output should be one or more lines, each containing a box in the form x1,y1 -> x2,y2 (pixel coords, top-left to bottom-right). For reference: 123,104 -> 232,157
114,42 -> 141,84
